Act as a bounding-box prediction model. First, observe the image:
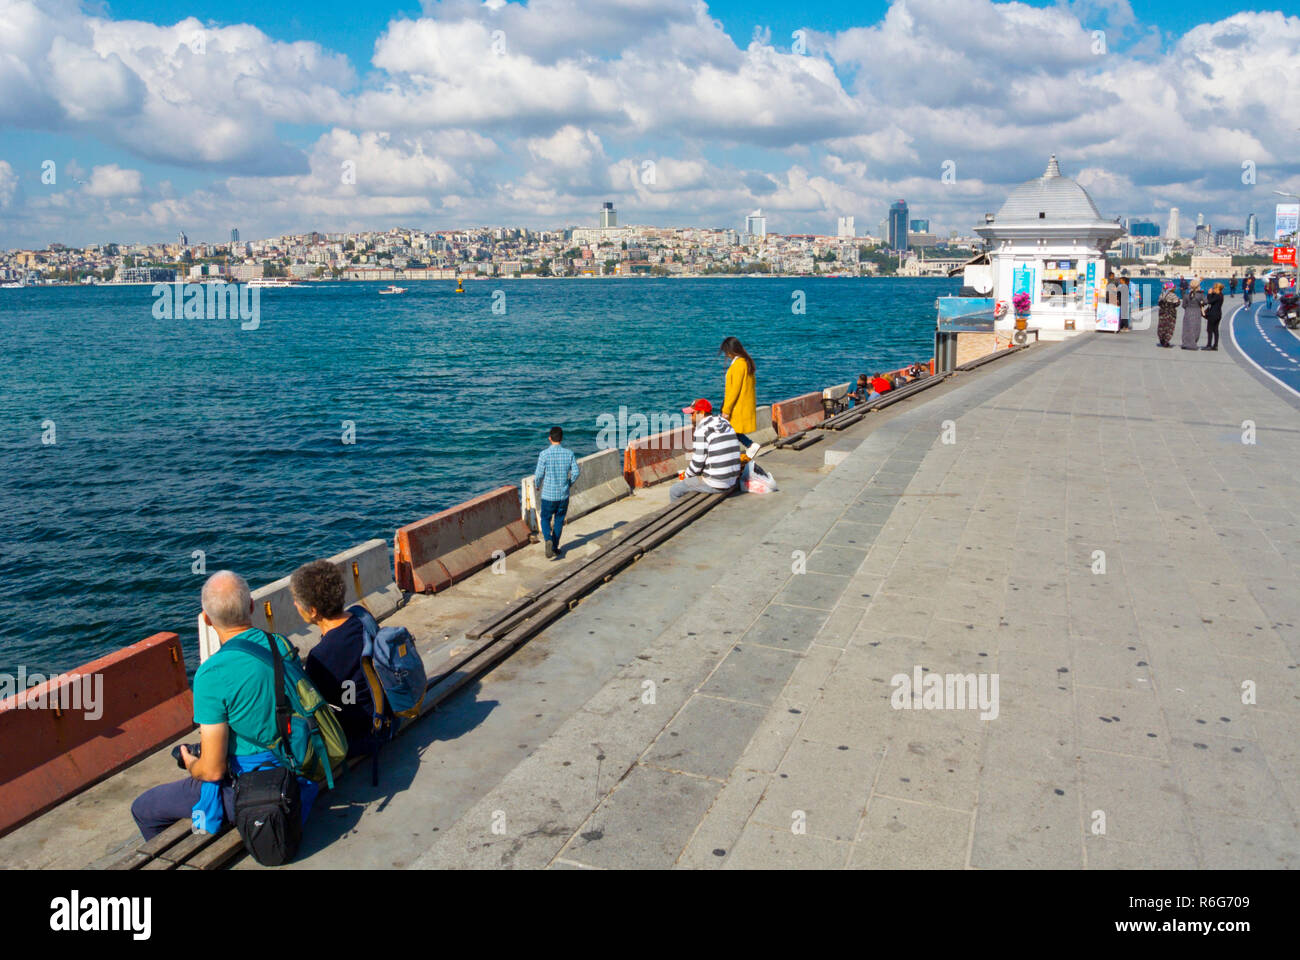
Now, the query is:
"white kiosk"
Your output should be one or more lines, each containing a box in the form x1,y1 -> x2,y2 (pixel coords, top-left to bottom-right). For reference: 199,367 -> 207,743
975,155 -> 1124,341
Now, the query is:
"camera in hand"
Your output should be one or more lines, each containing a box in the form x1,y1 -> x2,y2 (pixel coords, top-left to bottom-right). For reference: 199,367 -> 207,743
171,742 -> 202,769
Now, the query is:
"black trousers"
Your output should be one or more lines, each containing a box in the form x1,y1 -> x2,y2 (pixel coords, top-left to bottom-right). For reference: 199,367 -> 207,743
1206,317 -> 1220,348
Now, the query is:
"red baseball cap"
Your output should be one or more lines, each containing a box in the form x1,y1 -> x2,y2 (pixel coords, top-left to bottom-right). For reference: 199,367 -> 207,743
682,398 -> 713,415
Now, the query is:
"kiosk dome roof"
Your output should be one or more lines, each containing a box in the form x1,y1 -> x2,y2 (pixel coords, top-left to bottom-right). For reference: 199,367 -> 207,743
995,156 -> 1103,223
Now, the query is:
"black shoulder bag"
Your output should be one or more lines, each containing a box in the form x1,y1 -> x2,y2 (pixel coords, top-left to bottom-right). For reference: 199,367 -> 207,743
232,630 -> 303,866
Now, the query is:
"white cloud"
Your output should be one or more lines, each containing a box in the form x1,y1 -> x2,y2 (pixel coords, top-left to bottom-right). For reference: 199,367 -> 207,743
83,163 -> 143,197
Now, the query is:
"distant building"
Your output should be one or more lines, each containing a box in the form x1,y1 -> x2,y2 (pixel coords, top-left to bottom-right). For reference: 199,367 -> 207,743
1129,220 -> 1160,237
1194,223 -> 1212,248
177,232 -> 188,247
599,202 -> 617,229
117,266 -> 176,284
1215,229 -> 1244,251
230,228 -> 240,244
888,200 -> 909,251
909,219 -> 929,233
837,216 -> 855,238
1196,212 -> 1204,227
1166,207 -> 1180,239
908,232 -> 938,248
1191,254 -> 1231,275
1246,213 -> 1258,243
745,209 -> 767,238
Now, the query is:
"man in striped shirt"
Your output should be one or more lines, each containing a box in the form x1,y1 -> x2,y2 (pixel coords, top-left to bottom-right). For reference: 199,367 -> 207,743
534,426 -> 580,559
669,398 -> 742,502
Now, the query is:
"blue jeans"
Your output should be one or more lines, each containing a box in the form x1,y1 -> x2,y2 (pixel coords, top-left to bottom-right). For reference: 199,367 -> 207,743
540,497 -> 569,547
1266,294 -> 1274,309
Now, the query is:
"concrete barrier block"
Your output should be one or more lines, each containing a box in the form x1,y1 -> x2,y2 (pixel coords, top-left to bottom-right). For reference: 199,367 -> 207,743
199,539 -> 400,662
395,486 -> 531,594
623,423 -> 695,488
0,633 -> 193,838
751,404 -> 778,446
772,391 -> 825,437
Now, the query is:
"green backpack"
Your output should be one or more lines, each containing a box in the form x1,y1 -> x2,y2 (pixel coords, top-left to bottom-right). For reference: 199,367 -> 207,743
224,630 -> 349,789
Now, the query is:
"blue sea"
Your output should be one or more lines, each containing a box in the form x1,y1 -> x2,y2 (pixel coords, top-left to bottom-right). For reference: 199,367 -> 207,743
0,277 -> 953,673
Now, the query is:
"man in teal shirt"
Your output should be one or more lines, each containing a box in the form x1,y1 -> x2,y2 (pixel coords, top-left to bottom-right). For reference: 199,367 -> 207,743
131,570 -> 315,839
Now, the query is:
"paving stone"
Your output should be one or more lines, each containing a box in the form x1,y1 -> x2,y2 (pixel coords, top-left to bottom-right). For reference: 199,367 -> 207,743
739,602 -> 828,653
851,797 -> 972,869
700,643 -> 802,708
643,694 -> 770,780
749,737 -> 882,842
561,764 -> 719,869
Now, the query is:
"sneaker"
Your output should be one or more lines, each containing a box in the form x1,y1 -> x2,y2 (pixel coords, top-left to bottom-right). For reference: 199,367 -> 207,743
550,548 -> 562,561
544,540 -> 554,558
746,442 -> 762,459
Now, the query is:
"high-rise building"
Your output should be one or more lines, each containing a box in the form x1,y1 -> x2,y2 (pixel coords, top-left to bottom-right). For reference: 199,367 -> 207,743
599,201 -> 617,229
1130,220 -> 1160,237
1166,207 -> 1180,239
1194,222 -> 1212,247
230,228 -> 239,244
1196,212 -> 1204,227
745,209 -> 767,238
1215,229 -> 1244,251
837,216 -> 855,238
178,231 -> 188,247
888,199 -> 909,251
909,218 -> 929,233
1246,213 -> 1258,243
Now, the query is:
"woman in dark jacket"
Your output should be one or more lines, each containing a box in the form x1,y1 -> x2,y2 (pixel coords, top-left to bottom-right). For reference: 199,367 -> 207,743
1203,283 -> 1224,350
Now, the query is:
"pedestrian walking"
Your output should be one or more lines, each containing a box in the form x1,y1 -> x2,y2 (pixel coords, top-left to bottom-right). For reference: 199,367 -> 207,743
533,426 -> 580,560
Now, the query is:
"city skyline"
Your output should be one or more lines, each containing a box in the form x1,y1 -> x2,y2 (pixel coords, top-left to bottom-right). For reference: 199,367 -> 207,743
1,0 -> 1297,249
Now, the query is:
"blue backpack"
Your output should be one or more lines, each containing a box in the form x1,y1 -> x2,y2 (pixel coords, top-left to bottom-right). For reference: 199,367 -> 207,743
348,605 -> 427,722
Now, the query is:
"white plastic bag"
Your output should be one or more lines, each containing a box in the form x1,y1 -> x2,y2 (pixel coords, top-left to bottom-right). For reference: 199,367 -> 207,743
741,461 -> 778,494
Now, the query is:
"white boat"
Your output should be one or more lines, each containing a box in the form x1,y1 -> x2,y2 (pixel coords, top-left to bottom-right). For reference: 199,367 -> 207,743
378,285 -> 407,295
0,282 -> 25,289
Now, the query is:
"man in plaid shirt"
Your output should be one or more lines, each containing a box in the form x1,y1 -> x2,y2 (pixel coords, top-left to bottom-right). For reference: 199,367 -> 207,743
534,426 -> 580,559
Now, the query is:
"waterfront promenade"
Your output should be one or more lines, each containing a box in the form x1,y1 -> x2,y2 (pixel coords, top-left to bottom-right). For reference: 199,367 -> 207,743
405,328 -> 1299,869
2,324 -> 1296,870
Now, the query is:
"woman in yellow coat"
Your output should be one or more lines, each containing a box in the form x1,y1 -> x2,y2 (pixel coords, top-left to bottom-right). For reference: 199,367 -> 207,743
719,336 -> 761,458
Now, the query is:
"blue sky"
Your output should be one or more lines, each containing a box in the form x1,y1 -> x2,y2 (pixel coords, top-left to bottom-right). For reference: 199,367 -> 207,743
2,0 -> 1297,246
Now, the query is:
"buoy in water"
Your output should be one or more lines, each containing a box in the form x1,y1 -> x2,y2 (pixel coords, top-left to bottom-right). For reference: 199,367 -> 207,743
455,278 -> 464,293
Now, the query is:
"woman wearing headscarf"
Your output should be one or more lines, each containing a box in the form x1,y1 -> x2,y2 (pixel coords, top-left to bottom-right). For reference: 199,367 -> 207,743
1203,282 -> 1224,350
1157,281 -> 1179,348
1181,278 -> 1206,350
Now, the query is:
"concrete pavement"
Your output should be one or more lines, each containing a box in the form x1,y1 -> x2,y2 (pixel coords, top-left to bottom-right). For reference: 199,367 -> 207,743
411,331 -> 1300,869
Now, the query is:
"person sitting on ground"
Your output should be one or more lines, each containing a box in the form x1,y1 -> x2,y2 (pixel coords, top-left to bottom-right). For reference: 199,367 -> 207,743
533,425 -> 580,559
670,398 -> 742,502
907,362 -> 925,380
869,371 -> 893,396
293,560 -> 374,748
130,571 -> 319,840
849,374 -> 871,406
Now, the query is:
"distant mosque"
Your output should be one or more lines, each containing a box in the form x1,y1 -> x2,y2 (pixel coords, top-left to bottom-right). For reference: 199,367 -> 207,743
975,155 -> 1124,340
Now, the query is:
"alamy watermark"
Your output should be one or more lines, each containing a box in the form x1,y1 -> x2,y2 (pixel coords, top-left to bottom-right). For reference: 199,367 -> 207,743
890,666 -> 999,720
151,281 -> 260,330
1,667 -> 104,720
